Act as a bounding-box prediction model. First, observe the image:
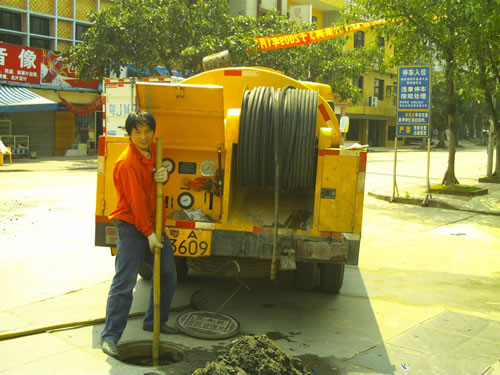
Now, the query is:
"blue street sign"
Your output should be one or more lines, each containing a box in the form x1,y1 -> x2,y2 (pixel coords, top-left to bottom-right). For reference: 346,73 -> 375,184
397,124 -> 429,137
397,111 -> 429,125
397,65 -> 431,137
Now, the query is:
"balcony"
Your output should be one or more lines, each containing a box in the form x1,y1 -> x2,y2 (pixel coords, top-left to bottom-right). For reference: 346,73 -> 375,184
289,0 -> 344,11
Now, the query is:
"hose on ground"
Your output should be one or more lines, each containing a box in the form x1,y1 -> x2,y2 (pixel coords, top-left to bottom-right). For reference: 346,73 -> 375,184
238,86 -> 319,193
0,290 -> 208,342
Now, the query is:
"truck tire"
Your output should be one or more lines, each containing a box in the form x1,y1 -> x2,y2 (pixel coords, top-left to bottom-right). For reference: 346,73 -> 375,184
295,262 -> 319,291
175,257 -> 188,282
320,263 -> 344,294
139,262 -> 153,280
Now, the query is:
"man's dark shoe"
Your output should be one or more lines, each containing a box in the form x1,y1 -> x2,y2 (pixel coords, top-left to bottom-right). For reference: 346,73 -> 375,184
143,324 -> 178,334
102,339 -> 119,357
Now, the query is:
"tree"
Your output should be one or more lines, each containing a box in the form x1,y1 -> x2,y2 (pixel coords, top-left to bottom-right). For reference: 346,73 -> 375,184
430,71 -> 448,148
346,0 -> 494,185
458,0 -> 499,177
70,0 -> 383,104
226,10 -> 384,103
70,0 -> 173,79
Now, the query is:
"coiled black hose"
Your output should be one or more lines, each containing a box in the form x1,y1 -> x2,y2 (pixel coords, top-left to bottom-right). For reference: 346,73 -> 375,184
238,86 -> 318,193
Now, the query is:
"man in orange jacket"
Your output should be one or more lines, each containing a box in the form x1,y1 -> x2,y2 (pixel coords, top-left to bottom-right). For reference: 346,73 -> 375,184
101,111 -> 177,357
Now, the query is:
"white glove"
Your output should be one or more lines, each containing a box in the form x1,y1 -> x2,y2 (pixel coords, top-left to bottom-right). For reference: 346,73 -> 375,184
147,233 -> 163,251
153,167 -> 168,183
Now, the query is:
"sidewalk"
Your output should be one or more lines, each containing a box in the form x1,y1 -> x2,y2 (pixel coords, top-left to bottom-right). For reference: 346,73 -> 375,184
0,155 -> 98,172
368,181 -> 500,216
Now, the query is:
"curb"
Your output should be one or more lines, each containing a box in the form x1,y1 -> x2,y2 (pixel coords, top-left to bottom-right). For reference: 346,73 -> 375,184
367,191 -> 500,217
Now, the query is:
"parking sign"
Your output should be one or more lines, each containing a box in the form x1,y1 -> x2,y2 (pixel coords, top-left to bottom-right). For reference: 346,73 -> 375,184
397,66 -> 431,137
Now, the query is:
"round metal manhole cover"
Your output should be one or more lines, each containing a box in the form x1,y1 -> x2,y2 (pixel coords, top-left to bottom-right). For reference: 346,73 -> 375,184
176,311 -> 239,340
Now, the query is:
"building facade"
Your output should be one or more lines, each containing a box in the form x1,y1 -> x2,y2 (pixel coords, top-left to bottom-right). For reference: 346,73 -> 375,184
228,0 -> 397,147
0,0 -> 112,157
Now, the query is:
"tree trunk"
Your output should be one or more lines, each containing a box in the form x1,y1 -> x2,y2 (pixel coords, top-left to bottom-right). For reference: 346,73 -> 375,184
442,54 -> 459,185
437,130 -> 446,148
477,44 -> 499,178
495,129 -> 500,177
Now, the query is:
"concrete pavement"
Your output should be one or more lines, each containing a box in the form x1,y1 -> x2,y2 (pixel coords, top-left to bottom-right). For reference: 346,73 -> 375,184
1,144 -> 499,374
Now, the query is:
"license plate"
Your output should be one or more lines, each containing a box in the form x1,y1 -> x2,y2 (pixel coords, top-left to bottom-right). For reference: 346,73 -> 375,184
167,228 -> 211,257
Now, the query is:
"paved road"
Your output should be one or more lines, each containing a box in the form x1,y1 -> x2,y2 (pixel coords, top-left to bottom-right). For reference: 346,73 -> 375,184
0,146 -> 499,374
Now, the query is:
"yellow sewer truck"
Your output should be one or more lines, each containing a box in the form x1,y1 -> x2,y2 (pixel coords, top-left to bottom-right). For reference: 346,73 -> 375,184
95,67 -> 366,293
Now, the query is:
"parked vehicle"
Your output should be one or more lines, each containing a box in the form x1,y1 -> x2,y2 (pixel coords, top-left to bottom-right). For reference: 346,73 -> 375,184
95,67 -> 366,293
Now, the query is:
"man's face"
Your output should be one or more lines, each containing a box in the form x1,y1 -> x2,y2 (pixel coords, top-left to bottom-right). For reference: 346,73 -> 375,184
130,123 -> 154,152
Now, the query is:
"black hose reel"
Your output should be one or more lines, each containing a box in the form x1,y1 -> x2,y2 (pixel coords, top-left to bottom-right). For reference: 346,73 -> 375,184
238,86 -> 319,193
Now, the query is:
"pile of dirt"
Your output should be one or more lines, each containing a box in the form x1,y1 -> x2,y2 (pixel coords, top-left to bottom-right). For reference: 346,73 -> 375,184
192,334 -> 311,375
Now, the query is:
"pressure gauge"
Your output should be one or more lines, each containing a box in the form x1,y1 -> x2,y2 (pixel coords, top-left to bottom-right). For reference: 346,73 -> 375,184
200,160 -> 217,177
178,192 -> 194,209
162,158 -> 175,174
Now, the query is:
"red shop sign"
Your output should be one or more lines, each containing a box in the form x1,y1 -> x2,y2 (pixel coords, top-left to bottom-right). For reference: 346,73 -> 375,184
0,43 -> 41,84
0,42 -> 98,90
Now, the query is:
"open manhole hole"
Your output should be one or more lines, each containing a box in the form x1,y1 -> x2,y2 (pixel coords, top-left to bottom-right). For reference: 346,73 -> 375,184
117,340 -> 183,366
176,310 -> 239,340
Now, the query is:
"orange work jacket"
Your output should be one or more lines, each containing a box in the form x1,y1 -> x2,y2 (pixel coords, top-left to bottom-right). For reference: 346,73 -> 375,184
109,141 -> 166,237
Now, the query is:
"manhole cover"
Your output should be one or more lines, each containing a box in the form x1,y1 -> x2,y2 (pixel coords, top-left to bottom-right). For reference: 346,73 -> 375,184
176,310 -> 239,340
117,340 -> 183,366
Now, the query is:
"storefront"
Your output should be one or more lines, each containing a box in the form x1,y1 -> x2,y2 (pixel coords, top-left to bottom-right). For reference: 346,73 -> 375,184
0,42 -> 99,157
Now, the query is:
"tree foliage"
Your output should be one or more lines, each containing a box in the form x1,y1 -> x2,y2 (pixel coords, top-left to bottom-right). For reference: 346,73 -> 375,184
346,0 -> 499,182
70,0 -> 383,103
457,0 -> 499,177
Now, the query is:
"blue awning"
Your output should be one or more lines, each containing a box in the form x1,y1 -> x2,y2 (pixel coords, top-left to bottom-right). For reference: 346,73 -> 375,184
0,85 -> 58,112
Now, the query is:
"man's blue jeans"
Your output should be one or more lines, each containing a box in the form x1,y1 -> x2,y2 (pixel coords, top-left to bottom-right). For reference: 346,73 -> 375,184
101,221 -> 177,342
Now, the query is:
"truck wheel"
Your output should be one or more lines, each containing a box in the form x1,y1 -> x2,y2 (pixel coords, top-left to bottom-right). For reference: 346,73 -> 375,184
295,262 -> 319,291
139,262 -> 153,280
175,257 -> 188,282
320,263 -> 344,294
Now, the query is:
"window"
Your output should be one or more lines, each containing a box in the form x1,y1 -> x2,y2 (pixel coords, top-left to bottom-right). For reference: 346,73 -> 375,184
354,31 -> 364,48
0,33 -> 22,45
0,10 -> 22,31
30,16 -> 50,35
374,79 -> 384,100
386,85 -> 394,99
377,37 -> 385,48
354,75 -> 364,92
76,23 -> 91,41
30,37 -> 51,50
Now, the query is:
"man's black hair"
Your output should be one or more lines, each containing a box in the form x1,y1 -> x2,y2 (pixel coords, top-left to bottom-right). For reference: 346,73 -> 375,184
125,111 -> 156,135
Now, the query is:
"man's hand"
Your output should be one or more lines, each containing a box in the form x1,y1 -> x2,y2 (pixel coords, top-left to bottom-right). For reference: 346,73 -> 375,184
153,167 -> 168,183
147,233 -> 163,251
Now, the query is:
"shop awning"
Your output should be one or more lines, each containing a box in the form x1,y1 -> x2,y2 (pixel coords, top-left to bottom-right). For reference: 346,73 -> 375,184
0,86 -> 58,112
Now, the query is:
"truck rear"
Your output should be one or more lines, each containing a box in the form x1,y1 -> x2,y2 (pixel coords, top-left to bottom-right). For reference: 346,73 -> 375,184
95,67 -> 366,293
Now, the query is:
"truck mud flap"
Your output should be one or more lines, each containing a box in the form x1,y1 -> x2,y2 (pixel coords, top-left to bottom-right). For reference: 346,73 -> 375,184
95,221 -> 117,247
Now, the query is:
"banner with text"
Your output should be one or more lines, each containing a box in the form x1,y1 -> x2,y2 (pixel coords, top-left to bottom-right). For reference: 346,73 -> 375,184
254,20 -> 389,51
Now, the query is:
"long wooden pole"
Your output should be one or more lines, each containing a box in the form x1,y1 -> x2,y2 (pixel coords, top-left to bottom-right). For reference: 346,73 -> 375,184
152,137 -> 163,366
391,137 -> 399,202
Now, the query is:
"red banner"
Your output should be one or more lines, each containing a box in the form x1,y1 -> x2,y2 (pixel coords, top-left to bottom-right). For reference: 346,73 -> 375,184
58,94 -> 102,115
0,42 -> 98,90
254,20 -> 389,51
